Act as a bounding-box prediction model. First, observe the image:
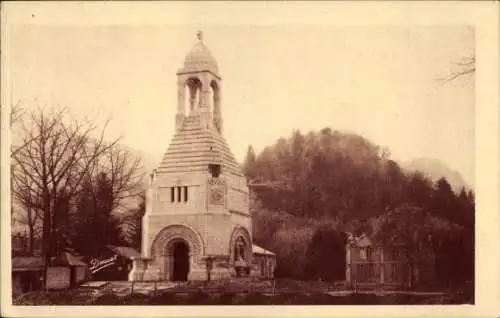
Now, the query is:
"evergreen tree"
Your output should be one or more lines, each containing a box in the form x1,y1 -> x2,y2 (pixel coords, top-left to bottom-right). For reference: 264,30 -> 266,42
429,177 -> 458,223
304,226 -> 347,281
405,171 -> 433,209
242,145 -> 257,180
124,193 -> 146,250
71,172 -> 125,256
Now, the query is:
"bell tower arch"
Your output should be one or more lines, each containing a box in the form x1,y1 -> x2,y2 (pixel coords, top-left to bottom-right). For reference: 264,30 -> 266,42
176,31 -> 223,133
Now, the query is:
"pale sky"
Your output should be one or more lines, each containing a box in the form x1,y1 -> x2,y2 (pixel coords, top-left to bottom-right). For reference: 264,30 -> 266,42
7,24 -> 475,186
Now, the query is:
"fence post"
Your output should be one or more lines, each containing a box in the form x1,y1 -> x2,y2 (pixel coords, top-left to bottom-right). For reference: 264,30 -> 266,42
380,248 -> 385,291
154,281 -> 157,296
131,281 -> 134,295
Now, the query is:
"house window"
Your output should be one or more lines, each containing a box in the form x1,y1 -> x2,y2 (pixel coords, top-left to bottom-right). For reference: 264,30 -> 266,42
360,248 -> 367,260
170,187 -> 175,202
184,186 -> 188,202
177,187 -> 182,202
366,247 -> 373,261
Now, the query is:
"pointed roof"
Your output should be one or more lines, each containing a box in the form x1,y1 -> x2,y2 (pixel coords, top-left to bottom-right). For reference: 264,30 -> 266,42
52,252 -> 87,267
181,31 -> 219,75
252,244 -> 275,256
347,232 -> 375,248
12,256 -> 45,271
107,245 -> 141,259
157,115 -> 243,176
50,252 -> 87,266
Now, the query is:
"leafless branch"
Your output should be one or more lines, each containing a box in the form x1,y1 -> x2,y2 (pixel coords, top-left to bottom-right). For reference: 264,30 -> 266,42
10,100 -> 25,127
438,55 -> 476,84
81,141 -> 144,213
11,105 -> 122,261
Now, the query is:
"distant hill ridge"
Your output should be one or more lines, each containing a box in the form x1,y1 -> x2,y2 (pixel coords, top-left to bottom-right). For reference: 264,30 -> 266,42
134,151 -> 471,194
399,157 -> 470,193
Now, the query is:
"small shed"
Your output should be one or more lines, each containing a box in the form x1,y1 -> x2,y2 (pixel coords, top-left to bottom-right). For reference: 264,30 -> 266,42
108,245 -> 141,261
49,252 -> 90,289
251,244 -> 276,279
86,245 -> 141,281
12,256 -> 44,296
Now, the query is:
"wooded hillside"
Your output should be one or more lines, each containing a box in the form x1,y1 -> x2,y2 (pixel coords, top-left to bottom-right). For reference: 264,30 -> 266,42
244,128 -> 474,284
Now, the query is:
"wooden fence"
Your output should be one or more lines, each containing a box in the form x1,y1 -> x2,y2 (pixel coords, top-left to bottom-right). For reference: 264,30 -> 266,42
351,261 -> 411,288
109,279 -> 350,296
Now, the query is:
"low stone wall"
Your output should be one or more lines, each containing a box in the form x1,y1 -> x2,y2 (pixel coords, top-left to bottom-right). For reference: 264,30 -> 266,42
129,253 -> 275,282
47,266 -> 70,290
129,257 -> 213,282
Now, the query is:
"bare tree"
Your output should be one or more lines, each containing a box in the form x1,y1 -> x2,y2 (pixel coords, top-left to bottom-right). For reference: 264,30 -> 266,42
11,167 -> 42,254
10,101 -> 24,127
107,145 -> 144,209
69,142 -> 145,254
9,100 -> 26,230
83,143 -> 144,213
9,100 -> 36,158
11,106 -> 120,287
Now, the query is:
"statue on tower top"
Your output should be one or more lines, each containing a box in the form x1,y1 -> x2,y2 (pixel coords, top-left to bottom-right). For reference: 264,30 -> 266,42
196,30 -> 203,41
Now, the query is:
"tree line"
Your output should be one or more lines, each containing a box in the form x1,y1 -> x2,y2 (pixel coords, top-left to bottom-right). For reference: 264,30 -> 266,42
244,128 -> 474,286
10,105 -> 145,284
10,106 -> 474,288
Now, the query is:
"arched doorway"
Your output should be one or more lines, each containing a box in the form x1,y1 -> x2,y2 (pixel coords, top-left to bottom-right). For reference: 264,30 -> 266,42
151,224 -> 204,281
172,241 -> 190,281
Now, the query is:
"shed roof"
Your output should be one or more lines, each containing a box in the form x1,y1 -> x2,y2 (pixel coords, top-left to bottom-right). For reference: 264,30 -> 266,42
252,244 -> 275,256
12,256 -> 45,271
347,232 -> 374,248
52,252 -> 88,267
107,245 -> 141,259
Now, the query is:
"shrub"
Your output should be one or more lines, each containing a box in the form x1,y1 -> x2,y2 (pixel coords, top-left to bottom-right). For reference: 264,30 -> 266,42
121,293 -> 151,305
14,290 -> 95,305
239,292 -> 272,305
14,292 -> 52,305
298,293 -> 336,305
186,291 -> 211,305
93,293 -> 124,305
217,292 -> 237,305
147,291 -> 185,305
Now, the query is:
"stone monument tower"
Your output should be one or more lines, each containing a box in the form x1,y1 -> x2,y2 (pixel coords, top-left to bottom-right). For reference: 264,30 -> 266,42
129,32 -> 253,281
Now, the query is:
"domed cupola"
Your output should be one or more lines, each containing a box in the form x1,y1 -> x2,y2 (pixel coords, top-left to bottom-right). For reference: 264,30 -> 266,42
181,31 -> 219,76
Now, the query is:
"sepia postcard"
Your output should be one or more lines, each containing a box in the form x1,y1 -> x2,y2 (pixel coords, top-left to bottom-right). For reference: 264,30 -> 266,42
1,1 -> 499,317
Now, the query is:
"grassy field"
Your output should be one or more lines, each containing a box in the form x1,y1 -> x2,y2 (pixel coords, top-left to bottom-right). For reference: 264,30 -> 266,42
13,288 -> 472,305
14,289 -> 468,305
13,279 -> 473,305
